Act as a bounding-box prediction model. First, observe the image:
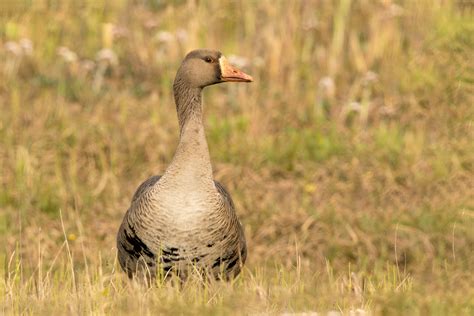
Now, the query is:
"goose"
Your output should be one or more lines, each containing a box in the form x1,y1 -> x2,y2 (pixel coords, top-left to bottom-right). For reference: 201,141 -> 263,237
117,49 -> 252,281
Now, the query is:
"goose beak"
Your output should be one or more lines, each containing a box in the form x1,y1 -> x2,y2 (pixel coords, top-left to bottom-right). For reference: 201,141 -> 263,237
219,56 -> 253,83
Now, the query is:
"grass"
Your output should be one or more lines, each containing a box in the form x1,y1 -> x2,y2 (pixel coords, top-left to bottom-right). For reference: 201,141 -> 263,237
0,0 -> 473,314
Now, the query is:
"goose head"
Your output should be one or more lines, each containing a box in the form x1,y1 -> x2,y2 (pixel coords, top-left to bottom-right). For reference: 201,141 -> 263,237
175,49 -> 253,89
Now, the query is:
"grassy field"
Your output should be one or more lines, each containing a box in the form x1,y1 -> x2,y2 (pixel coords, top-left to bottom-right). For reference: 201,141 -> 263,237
0,0 -> 473,314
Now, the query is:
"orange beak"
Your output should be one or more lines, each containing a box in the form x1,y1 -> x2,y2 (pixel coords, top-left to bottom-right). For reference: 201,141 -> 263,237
219,56 -> 253,83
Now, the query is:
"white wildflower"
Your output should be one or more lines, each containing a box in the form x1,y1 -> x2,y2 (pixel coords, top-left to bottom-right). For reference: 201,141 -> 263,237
319,76 -> 334,90
80,59 -> 95,72
380,105 -> 396,116
19,38 -> 33,56
4,41 -> 22,56
302,17 -> 318,30
155,31 -> 174,43
175,29 -> 188,43
96,48 -> 118,65
112,25 -> 129,39
227,54 -> 249,68
349,308 -> 368,316
144,19 -> 159,30
57,46 -> 78,63
363,71 -> 378,84
348,101 -> 362,113
318,76 -> 335,98
388,4 -> 404,17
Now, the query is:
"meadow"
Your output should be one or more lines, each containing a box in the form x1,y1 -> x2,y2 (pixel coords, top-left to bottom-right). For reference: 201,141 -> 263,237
0,0 -> 473,314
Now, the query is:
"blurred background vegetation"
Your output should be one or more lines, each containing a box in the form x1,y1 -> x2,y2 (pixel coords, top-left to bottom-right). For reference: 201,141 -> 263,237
0,0 -> 473,314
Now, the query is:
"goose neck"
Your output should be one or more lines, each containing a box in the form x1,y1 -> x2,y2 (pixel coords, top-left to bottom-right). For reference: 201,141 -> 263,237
161,80 -> 214,189
173,78 -> 202,132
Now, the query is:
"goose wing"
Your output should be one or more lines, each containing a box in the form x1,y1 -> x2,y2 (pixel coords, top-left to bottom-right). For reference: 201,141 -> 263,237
117,175 -> 162,278
213,180 -> 247,275
131,175 -> 162,203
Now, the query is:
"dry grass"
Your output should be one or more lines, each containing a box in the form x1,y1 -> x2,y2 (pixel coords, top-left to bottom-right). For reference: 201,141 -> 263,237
0,0 -> 473,314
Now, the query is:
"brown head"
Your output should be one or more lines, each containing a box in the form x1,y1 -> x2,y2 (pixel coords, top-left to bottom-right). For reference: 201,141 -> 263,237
175,49 -> 253,89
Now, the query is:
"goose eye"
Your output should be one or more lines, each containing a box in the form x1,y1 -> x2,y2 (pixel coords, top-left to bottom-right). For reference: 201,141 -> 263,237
204,57 -> 213,63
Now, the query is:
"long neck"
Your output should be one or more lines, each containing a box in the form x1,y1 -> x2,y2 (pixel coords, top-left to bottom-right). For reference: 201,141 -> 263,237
174,78 -> 202,132
161,79 -> 214,189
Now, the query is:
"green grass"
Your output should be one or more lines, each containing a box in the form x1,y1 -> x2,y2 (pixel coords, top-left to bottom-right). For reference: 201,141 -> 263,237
1,0 -> 473,314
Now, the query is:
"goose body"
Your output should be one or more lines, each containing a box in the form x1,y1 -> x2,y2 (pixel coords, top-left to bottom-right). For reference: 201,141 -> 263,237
117,49 -> 252,280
